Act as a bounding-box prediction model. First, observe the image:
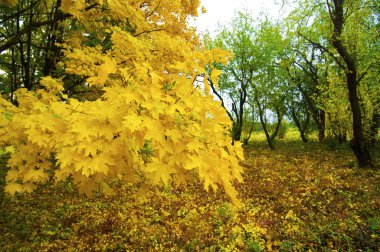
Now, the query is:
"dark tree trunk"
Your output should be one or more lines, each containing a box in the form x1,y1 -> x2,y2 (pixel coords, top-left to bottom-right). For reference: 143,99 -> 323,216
232,120 -> 243,142
256,98 -> 275,150
289,105 -> 309,143
10,48 -> 17,104
329,0 -> 372,167
230,86 -> 247,142
270,105 -> 283,142
297,84 -> 325,143
337,132 -> 347,144
243,110 -> 255,145
43,0 -> 63,76
300,132 -> 308,143
317,110 -> 325,143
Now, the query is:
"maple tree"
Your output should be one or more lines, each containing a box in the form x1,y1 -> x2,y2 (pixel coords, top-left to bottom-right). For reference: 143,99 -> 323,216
0,0 -> 244,203
1,1 -> 379,250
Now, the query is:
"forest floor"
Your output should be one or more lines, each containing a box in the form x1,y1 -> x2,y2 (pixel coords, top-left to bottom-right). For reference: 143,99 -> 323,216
1,131 -> 379,251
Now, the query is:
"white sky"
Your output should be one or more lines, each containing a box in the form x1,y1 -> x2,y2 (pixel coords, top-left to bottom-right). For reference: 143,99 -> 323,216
192,0 -> 289,34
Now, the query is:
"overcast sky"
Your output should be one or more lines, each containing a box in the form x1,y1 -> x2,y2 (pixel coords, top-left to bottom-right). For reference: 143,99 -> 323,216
192,0 -> 289,34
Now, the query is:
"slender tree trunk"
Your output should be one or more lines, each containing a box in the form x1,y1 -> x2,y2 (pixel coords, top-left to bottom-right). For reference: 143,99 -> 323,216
256,98 -> 275,150
231,101 -> 242,141
44,0 -> 62,76
318,110 -> 325,143
243,110 -> 255,145
10,48 -> 17,104
297,84 -> 325,142
289,105 -> 309,143
26,11 -> 33,90
237,87 -> 247,141
270,105 -> 282,142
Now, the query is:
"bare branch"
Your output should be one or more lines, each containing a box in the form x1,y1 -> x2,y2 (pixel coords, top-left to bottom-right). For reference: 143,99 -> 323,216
0,0 -> 39,24
133,28 -> 165,37
207,76 -> 235,122
297,32 -> 345,69
0,3 -> 99,52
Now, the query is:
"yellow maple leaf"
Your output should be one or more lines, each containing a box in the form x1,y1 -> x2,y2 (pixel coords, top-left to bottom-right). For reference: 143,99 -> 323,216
40,76 -> 64,93
203,74 -> 211,95
186,141 -> 204,153
166,129 -> 182,143
6,169 -> 20,182
122,114 -> 143,132
5,183 -> 24,195
23,169 -> 48,183
55,168 -> 72,182
210,68 -> 222,85
184,155 -> 203,170
98,57 -> 117,84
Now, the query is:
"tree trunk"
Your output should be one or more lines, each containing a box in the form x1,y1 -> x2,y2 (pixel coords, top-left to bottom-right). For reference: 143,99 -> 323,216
232,121 -> 243,142
289,105 -> 309,143
317,110 -> 325,143
270,105 -> 282,142
43,0 -> 63,76
243,110 -> 254,145
256,98 -> 275,150
231,101 -> 242,141
297,84 -> 325,142
347,74 -> 371,167
300,132 -> 308,143
10,48 -> 17,104
207,76 -> 238,144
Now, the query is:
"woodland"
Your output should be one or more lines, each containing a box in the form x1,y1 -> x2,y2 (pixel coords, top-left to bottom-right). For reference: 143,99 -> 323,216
0,0 -> 379,251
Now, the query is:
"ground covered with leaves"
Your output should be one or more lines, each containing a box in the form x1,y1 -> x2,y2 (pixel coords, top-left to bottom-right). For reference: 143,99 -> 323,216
1,135 -> 379,251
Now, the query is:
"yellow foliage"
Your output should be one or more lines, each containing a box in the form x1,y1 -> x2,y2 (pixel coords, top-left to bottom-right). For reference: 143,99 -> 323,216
0,0 -> 244,203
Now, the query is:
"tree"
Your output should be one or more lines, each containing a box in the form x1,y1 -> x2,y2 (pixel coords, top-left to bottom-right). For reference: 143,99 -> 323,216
284,42 -> 328,143
204,12 -> 256,142
328,0 -> 371,166
285,84 -> 311,143
287,0 -> 380,166
0,0 -> 244,203
250,19 -> 288,150
205,13 -> 288,149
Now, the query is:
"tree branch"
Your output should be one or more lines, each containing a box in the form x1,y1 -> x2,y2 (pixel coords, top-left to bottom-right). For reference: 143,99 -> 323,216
0,3 -> 99,53
207,76 -> 235,122
133,28 -> 165,37
297,32 -> 345,69
0,0 -> 40,24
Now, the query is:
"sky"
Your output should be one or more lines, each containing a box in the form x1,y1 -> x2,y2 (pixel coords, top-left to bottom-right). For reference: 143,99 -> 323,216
192,0 -> 290,34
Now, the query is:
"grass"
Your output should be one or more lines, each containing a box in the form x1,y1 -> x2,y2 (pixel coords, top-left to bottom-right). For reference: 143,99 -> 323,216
0,130 -> 379,251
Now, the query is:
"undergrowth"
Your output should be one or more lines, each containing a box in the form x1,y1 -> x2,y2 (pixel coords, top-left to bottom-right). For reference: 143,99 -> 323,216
0,136 -> 379,251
